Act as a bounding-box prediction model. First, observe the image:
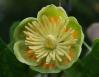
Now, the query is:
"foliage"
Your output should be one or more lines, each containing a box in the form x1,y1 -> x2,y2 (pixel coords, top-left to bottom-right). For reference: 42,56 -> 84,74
0,38 -> 37,77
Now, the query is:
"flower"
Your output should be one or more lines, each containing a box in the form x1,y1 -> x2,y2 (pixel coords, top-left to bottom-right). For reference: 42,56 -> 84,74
12,4 -> 84,73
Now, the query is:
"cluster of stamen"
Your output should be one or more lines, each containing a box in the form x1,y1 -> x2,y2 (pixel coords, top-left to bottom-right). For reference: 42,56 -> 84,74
23,15 -> 77,65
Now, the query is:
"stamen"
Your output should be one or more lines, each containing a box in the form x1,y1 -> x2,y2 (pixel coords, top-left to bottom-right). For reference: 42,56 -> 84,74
27,23 -> 33,28
46,55 -> 51,64
38,21 -> 49,34
52,51 -> 56,60
42,16 -> 50,33
39,52 -> 49,59
32,21 -> 46,38
56,54 -> 62,62
28,45 -> 43,50
36,51 -> 46,58
60,47 -> 71,61
49,51 -> 56,61
25,25 -> 41,37
33,47 -> 44,53
56,49 -> 64,56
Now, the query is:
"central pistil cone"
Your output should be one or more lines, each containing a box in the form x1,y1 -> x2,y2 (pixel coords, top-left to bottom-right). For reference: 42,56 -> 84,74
44,35 -> 57,49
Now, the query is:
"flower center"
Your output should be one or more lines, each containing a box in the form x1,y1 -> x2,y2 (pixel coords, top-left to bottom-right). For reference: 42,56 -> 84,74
44,35 -> 57,50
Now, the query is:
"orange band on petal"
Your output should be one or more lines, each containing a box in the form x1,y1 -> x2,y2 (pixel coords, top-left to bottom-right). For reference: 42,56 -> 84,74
72,31 -> 77,38
42,63 -> 55,69
63,58 -> 69,64
25,50 -> 37,60
63,50 -> 74,64
49,16 -> 59,24
68,50 -> 75,60
64,28 -> 68,32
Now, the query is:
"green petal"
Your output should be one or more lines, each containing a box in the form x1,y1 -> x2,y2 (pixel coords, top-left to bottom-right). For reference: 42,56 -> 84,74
57,17 -> 84,70
37,4 -> 67,19
56,45 -> 81,70
13,17 -> 36,42
14,40 -> 38,66
67,16 -> 84,45
30,65 -> 60,73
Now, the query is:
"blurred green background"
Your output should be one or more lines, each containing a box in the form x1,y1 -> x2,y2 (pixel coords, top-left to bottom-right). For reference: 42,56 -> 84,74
0,0 -> 99,77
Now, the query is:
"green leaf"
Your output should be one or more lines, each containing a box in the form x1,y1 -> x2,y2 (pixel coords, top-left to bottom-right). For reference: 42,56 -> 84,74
64,39 -> 99,77
64,63 -> 82,77
0,38 -> 37,77
81,39 -> 99,76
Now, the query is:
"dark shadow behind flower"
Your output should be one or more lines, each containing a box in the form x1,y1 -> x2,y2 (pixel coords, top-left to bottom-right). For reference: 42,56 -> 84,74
58,0 -> 72,13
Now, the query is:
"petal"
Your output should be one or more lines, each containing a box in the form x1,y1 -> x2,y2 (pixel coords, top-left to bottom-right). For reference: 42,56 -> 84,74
56,17 -> 84,70
14,40 -> 38,66
30,64 -> 60,73
37,4 -> 68,19
67,17 -> 84,45
56,45 -> 81,70
13,17 -> 36,41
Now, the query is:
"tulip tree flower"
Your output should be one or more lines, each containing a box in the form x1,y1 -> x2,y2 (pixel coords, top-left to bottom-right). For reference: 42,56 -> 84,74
12,4 -> 84,73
